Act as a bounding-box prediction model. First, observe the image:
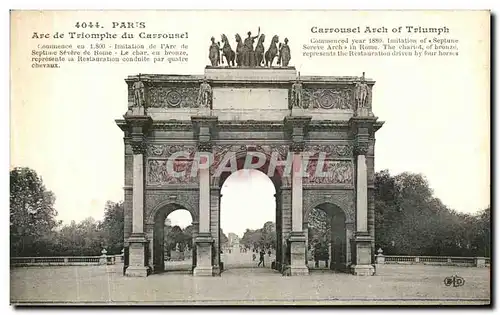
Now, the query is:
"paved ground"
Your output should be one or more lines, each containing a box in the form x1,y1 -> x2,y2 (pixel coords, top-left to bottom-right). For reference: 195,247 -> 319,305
10,253 -> 491,305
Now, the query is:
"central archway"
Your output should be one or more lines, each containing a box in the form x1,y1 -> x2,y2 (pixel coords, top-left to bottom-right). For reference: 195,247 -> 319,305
216,154 -> 284,274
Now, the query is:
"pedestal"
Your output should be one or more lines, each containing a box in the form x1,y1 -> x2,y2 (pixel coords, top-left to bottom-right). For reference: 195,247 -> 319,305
125,233 -> 148,277
350,233 -> 375,276
289,231 -> 309,276
193,233 -> 213,276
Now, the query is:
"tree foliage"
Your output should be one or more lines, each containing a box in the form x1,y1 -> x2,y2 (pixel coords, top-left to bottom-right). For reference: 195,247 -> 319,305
240,221 -> 276,250
100,201 -> 124,254
307,169 -> 491,257
10,167 -> 61,256
374,170 -> 490,256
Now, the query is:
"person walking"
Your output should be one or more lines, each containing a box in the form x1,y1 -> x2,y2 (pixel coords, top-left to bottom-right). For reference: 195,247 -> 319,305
252,253 -> 256,261
257,249 -> 265,267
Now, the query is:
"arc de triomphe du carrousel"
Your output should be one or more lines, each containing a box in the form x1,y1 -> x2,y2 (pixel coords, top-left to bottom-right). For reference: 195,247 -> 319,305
116,32 -> 383,277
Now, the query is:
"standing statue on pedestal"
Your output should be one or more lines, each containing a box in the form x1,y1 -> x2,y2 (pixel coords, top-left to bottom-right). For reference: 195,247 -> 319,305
220,34 -> 235,67
264,35 -> 279,67
197,78 -> 212,108
242,27 -> 260,67
235,34 -> 243,67
131,76 -> 145,109
278,38 -> 291,67
255,34 -> 265,66
291,74 -> 303,108
354,72 -> 370,114
208,37 -> 221,67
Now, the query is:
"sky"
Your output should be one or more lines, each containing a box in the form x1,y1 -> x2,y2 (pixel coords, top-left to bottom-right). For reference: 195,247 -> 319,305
10,11 -> 490,236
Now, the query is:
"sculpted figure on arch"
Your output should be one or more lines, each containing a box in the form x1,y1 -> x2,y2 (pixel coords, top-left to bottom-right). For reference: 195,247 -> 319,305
355,72 -> 370,110
197,78 -> 212,108
208,37 -> 221,66
242,27 -> 260,66
278,38 -> 291,67
132,76 -> 145,108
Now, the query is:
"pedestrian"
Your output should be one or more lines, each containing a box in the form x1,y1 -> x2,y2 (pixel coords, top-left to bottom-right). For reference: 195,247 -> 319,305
258,249 -> 265,267
268,249 -> 271,257
252,253 -> 256,261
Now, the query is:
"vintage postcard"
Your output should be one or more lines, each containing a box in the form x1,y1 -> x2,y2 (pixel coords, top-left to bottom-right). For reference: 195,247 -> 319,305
9,10 -> 490,305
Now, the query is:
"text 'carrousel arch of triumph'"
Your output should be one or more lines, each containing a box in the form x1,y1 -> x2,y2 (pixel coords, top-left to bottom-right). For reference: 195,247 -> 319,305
116,29 -> 383,277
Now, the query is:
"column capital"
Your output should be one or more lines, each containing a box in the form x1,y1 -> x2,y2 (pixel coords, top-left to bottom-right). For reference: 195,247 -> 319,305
131,141 -> 147,154
197,141 -> 213,152
353,141 -> 369,156
290,141 -> 305,153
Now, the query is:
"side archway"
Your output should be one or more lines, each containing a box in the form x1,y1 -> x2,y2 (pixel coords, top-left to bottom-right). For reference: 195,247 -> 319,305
305,200 -> 350,272
149,202 -> 196,274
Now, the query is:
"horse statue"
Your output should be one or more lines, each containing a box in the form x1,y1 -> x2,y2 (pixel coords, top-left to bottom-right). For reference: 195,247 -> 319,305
235,34 -> 244,67
264,35 -> 279,67
221,34 -> 235,67
255,34 -> 265,66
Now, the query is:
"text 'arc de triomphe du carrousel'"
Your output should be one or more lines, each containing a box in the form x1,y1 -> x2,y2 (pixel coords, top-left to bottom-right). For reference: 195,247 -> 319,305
116,30 -> 384,277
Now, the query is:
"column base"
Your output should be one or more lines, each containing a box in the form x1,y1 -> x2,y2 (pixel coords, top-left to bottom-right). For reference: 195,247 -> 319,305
126,233 -> 149,277
193,266 -> 213,276
125,265 -> 149,277
194,232 -> 213,277
350,264 -> 375,276
289,231 -> 309,276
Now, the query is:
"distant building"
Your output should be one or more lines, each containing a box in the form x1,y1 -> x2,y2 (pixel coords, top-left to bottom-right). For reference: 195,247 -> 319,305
228,233 -> 240,251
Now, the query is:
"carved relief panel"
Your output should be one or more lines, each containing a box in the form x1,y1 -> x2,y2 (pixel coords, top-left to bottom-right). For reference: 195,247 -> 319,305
146,144 -> 198,185
304,144 -> 353,159
302,87 -> 354,110
303,160 -> 354,185
148,86 -> 199,108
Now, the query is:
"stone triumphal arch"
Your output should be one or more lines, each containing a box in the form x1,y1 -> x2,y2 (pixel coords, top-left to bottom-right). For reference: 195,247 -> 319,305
116,65 -> 383,277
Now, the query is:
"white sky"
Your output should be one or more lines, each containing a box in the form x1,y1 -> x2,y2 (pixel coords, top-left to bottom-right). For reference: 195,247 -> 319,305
10,11 -> 490,232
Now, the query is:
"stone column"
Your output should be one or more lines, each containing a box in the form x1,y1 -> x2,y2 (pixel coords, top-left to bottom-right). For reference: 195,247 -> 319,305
125,142 -> 149,277
274,192 -> 281,271
210,188 -> 221,275
289,151 -> 309,275
350,140 -> 375,276
345,222 -> 354,267
194,152 -> 213,276
191,221 -> 199,273
356,154 -> 368,233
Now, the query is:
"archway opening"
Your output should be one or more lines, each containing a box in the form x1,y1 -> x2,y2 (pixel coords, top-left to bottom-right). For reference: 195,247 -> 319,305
307,202 -> 347,272
219,167 -> 280,272
152,204 -> 194,274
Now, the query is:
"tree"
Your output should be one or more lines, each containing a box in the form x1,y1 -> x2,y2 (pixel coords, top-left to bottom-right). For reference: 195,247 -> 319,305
220,228 -> 229,246
240,222 -> 276,250
374,170 -> 491,257
308,208 -> 331,245
261,221 -> 276,249
183,224 -> 194,250
54,217 -> 103,256
241,229 -> 261,250
100,201 -> 124,254
165,225 -> 185,252
10,167 -> 60,256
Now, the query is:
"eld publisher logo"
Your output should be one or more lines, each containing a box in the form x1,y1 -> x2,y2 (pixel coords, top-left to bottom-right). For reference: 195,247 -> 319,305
444,275 -> 465,287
